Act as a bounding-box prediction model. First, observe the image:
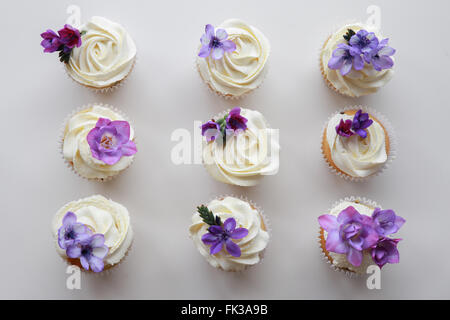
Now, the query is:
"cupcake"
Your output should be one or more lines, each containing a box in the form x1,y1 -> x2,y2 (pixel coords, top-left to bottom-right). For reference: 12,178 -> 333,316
40,17 -> 136,91
201,107 -> 279,186
196,19 -> 270,99
320,23 -> 396,97
61,104 -> 137,181
318,197 -> 405,276
322,107 -> 394,181
189,196 -> 269,272
52,195 -> 134,273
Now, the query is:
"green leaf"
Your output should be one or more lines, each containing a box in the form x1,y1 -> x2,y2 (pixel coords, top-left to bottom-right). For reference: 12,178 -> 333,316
343,29 -> 356,42
197,205 -> 222,226
80,30 -> 87,36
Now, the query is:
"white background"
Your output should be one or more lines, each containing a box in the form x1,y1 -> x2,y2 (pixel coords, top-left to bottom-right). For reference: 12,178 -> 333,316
1,0 -> 449,299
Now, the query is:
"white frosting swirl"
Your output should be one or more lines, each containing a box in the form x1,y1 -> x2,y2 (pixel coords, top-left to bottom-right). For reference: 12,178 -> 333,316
197,19 -> 270,97
189,197 -> 269,272
66,16 -> 136,88
202,108 -> 279,186
320,23 -> 394,97
323,201 -> 377,275
62,105 -> 135,180
326,112 -> 387,178
52,195 -> 133,266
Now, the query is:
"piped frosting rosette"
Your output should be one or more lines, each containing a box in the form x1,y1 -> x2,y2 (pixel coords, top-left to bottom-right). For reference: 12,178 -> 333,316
201,107 -> 279,186
196,19 -> 270,99
189,196 -> 269,272
318,196 -> 405,276
52,195 -> 134,273
321,106 -> 396,181
320,22 -> 395,97
60,103 -> 137,181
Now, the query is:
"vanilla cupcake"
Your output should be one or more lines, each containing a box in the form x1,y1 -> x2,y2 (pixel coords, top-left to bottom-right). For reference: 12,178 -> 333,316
321,107 -> 394,181
61,104 -> 137,181
318,197 -> 405,275
52,195 -> 134,273
196,19 -> 270,99
320,23 -> 396,97
189,196 -> 269,272
201,107 -> 279,186
65,16 -> 136,91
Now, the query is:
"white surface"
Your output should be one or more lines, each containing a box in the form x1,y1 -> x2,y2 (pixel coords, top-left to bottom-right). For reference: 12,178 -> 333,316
1,0 -> 449,299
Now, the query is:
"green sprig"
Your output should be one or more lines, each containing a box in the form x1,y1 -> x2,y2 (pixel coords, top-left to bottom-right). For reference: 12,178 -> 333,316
343,29 -> 356,42
197,205 -> 222,226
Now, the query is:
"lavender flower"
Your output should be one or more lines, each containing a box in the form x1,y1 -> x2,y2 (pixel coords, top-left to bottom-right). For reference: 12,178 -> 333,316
349,30 -> 379,54
40,29 -> 61,53
364,38 -> 396,71
201,121 -> 221,142
336,119 -> 354,137
226,107 -> 248,132
198,24 -> 236,60
328,43 -> 364,76
201,218 -> 248,257
318,206 -> 379,267
371,237 -> 401,268
351,110 -> 373,138
86,118 -> 137,165
58,212 -> 91,250
372,208 -> 405,236
58,24 -> 82,50
40,24 -> 83,63
66,234 -> 109,273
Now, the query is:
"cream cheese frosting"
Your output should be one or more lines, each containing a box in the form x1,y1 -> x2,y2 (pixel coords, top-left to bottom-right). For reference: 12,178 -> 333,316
326,112 -> 387,178
189,197 -> 269,272
197,19 -> 270,97
62,105 -> 135,180
202,108 -> 279,186
323,201 -> 377,275
320,23 -> 394,97
65,16 -> 136,88
52,195 -> 133,266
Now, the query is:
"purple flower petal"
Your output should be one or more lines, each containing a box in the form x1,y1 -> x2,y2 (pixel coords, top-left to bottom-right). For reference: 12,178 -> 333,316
210,240 -> 223,255
92,246 -> 109,259
325,230 -> 348,254
223,218 -> 236,233
353,54 -> 364,70
205,24 -> 214,40
79,256 -> 89,271
230,228 -> 249,240
120,140 -> 137,157
88,256 -> 105,273
337,206 -> 360,224
62,211 -> 77,227
355,129 -> 367,138
211,47 -> 225,60
318,215 -> 338,231
208,225 -> 223,235
202,233 -> 220,245
347,247 -> 363,267
328,56 -> 345,70
340,59 -> 353,76
225,239 -> 241,257
215,29 -> 228,41
221,40 -> 236,53
198,44 -> 211,58
66,245 -> 81,258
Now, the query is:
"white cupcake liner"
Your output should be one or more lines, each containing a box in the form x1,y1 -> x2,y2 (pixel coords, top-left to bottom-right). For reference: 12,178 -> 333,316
318,196 -> 380,278
197,194 -> 271,273
320,105 -> 397,182
58,102 -> 137,182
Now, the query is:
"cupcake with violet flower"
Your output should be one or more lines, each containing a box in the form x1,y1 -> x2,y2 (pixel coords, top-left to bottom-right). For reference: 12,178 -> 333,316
201,107 -> 279,186
320,23 -> 396,97
189,196 -> 269,272
41,16 -> 136,91
322,107 -> 394,181
61,104 -> 137,181
52,195 -> 133,273
196,19 -> 270,99
318,197 -> 405,275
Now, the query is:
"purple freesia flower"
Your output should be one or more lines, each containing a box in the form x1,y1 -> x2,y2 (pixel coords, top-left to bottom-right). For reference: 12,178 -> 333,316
371,237 -> 401,268
318,206 -> 379,267
336,119 -> 354,137
87,118 -> 137,165
201,121 -> 221,142
58,211 -> 91,250
40,29 -> 61,53
58,24 -> 82,50
351,109 -> 373,139
198,24 -> 236,60
328,43 -> 364,76
364,38 -> 396,71
372,208 -> 405,236
201,218 -> 248,257
349,30 -> 379,54
226,107 -> 248,132
66,234 -> 109,272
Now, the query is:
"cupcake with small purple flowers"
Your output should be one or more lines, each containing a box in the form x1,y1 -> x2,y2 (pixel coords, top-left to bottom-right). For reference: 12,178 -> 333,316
61,104 -> 137,181
318,197 -> 405,275
196,19 -> 270,99
320,23 -> 396,97
52,195 -> 133,273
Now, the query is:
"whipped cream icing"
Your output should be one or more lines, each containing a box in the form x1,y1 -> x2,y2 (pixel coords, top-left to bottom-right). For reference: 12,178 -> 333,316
323,201 -> 377,275
321,23 -> 394,97
197,19 -> 270,97
66,16 -> 136,88
189,197 -> 269,272
62,105 -> 135,180
326,112 -> 387,178
52,195 -> 133,266
202,108 -> 279,186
